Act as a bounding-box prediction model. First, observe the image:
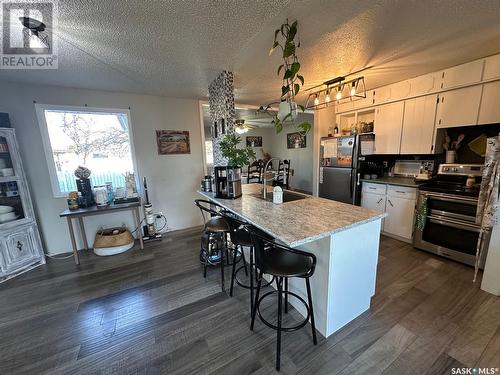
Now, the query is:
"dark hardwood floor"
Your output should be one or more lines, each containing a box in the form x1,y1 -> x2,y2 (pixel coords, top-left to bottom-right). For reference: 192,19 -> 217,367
1,228 -> 499,375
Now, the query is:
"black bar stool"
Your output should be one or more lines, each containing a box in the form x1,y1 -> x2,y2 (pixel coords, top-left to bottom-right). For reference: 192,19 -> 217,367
194,199 -> 231,292
246,226 -> 317,371
221,211 -> 274,314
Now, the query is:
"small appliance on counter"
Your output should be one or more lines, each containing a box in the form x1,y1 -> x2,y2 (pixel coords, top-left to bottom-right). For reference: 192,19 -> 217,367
214,166 -> 242,199
201,175 -> 213,192
76,178 -> 94,208
414,163 -> 489,268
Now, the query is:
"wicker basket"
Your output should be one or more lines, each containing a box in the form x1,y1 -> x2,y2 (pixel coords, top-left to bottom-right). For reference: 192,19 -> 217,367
94,226 -> 134,249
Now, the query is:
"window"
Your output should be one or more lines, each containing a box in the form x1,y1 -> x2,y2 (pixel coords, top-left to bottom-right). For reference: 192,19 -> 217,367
205,140 -> 214,165
36,105 -> 136,197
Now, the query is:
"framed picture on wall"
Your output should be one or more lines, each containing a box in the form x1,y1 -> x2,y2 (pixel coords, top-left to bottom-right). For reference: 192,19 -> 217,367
156,130 -> 191,155
287,132 -> 306,149
246,136 -> 262,147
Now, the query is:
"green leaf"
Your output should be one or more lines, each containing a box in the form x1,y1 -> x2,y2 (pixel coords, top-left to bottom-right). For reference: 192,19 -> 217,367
297,75 -> 304,85
288,21 -> 297,41
283,42 -> 295,58
277,64 -> 284,76
281,85 -> 290,97
275,119 -> 283,134
294,83 -> 300,96
283,69 -> 293,79
282,112 -> 292,123
297,104 -> 305,112
297,121 -> 312,135
269,41 -> 279,56
274,28 -> 280,41
290,62 -> 300,76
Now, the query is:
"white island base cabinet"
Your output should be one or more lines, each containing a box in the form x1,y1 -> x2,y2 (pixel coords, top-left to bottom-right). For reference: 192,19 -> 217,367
269,219 -> 383,337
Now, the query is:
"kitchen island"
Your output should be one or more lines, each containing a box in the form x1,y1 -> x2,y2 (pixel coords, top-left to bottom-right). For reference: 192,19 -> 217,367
198,184 -> 385,338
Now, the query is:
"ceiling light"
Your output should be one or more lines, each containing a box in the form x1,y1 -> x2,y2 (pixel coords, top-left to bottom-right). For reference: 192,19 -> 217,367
305,76 -> 366,110
235,127 -> 248,134
325,90 -> 331,103
350,82 -> 356,97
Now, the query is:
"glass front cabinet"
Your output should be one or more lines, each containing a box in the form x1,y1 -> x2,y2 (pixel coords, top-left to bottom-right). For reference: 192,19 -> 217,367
0,128 -> 45,282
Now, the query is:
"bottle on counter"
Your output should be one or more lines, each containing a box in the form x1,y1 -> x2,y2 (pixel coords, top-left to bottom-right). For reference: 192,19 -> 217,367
67,191 -> 79,210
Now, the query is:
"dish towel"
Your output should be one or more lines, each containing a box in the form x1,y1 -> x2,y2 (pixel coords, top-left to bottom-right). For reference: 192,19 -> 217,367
474,135 -> 500,282
416,195 -> 428,231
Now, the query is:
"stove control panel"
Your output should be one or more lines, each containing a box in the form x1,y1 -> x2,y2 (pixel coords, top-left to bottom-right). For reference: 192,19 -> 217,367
438,164 -> 483,176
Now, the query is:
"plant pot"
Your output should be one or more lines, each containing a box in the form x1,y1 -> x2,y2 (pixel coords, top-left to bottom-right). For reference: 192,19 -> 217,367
278,101 -> 298,122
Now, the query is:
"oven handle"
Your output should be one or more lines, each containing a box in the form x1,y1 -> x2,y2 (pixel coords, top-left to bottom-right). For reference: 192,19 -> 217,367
422,192 -> 478,205
427,215 -> 481,232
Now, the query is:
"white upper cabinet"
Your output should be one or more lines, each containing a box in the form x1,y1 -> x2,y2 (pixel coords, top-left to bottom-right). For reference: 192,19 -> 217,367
335,100 -> 354,114
439,60 -> 484,90
401,94 -> 438,154
374,101 -> 404,154
352,90 -> 374,110
390,80 -> 411,100
409,74 -> 436,96
483,54 -> 500,81
373,86 -> 391,105
435,86 -> 482,128
478,81 -> 500,125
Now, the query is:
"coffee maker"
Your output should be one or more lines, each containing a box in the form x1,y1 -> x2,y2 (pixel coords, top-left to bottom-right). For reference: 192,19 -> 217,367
76,178 -> 95,207
214,166 -> 242,199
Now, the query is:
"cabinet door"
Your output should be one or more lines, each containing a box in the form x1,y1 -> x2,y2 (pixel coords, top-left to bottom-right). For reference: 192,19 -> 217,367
478,81 -> 500,125
401,94 -> 438,154
3,224 -> 40,274
483,54 -> 500,81
435,86 -> 482,128
361,192 -> 386,213
439,60 -> 484,90
409,74 -> 436,97
374,102 -> 404,154
383,196 -> 416,240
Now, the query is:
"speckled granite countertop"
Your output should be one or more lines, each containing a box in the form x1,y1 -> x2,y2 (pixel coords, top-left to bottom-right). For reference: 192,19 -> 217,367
198,184 -> 385,247
360,176 -> 423,187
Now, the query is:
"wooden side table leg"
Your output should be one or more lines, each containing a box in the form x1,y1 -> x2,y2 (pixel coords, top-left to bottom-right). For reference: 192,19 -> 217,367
134,207 -> 144,250
67,217 -> 79,265
78,217 -> 89,251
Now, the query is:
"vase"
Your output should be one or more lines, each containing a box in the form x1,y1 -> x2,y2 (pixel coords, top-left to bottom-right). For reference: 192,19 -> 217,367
278,101 -> 298,122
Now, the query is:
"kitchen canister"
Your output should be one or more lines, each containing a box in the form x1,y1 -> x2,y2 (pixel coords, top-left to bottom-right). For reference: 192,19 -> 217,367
273,186 -> 283,204
445,150 -> 457,164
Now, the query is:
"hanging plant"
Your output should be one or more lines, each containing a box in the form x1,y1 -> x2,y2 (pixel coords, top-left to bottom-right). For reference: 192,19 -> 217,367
259,19 -> 311,135
220,134 -> 256,166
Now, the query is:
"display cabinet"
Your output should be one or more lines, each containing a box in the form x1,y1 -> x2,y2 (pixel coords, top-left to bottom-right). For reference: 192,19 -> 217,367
0,127 -> 45,282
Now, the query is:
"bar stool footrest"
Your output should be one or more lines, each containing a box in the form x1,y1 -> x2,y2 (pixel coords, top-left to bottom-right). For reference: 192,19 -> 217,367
256,290 -> 310,332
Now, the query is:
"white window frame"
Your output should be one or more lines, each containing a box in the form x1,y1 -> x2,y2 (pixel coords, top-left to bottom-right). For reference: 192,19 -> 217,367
35,104 -> 139,198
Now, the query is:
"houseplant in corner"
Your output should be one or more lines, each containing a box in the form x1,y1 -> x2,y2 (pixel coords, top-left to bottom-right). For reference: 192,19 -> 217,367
259,19 -> 311,135
220,134 -> 256,167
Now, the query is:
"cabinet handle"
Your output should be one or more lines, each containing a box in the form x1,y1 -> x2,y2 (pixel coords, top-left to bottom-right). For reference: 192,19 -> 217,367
377,198 -> 383,204
387,199 -> 394,207
439,119 -> 442,125
396,191 -> 406,194
16,241 -> 23,252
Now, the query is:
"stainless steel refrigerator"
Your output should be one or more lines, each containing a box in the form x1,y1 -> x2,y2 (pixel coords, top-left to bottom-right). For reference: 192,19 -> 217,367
318,135 -> 372,205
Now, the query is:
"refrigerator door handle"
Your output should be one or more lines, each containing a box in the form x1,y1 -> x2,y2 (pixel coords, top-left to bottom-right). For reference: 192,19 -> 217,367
350,170 -> 353,198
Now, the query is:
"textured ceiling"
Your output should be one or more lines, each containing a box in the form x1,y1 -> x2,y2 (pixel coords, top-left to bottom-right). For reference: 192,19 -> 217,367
1,0 -> 500,105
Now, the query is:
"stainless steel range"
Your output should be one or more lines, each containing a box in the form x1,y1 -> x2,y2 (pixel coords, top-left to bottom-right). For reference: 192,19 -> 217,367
413,164 -> 490,268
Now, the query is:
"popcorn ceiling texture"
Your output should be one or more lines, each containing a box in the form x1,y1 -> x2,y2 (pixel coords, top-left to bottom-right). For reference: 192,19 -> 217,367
0,1 -> 499,105
208,71 -> 235,166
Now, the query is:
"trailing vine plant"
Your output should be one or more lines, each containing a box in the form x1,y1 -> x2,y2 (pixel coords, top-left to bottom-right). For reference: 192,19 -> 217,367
258,19 -> 311,135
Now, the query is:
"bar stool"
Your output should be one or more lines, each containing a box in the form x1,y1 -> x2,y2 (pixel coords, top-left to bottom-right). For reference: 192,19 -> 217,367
246,226 -> 317,371
194,199 -> 231,292
221,211 -> 274,314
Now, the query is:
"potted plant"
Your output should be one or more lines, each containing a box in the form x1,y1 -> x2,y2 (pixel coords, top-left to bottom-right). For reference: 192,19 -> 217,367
220,134 -> 256,167
259,19 -> 311,135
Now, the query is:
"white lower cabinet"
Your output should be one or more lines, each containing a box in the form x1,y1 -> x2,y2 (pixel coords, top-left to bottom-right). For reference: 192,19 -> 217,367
361,183 -> 417,243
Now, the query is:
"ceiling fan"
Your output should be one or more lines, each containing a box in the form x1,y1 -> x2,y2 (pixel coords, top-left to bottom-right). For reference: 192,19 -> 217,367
234,119 -> 257,134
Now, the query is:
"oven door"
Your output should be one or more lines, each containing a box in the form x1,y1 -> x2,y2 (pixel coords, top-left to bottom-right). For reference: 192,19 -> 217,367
424,192 -> 478,223
414,193 -> 489,268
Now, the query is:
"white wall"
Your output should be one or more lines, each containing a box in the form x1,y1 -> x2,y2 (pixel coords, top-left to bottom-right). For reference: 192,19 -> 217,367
269,113 -> 315,193
0,80 -> 204,254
